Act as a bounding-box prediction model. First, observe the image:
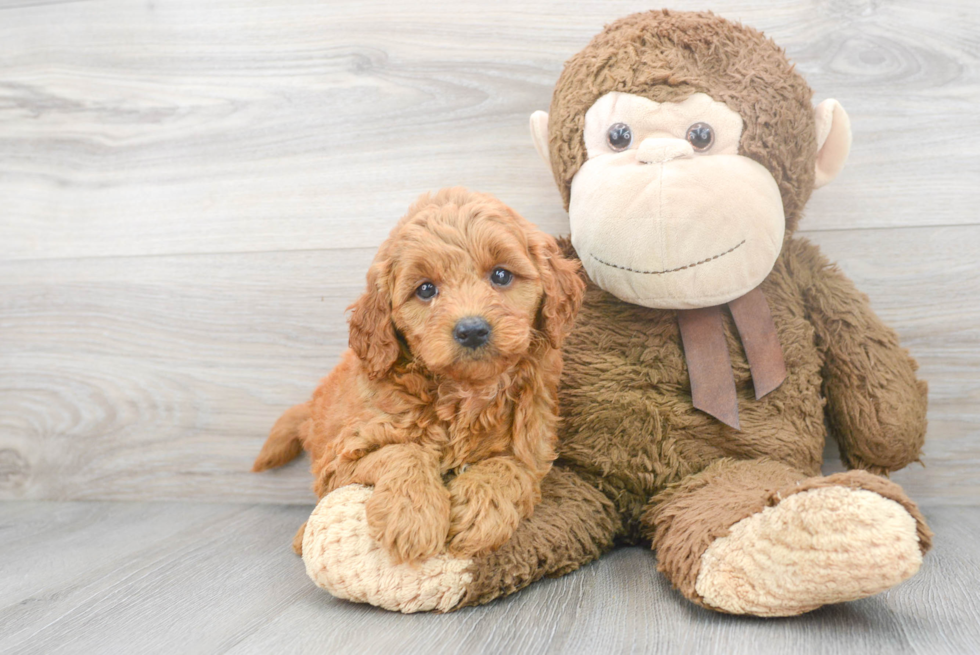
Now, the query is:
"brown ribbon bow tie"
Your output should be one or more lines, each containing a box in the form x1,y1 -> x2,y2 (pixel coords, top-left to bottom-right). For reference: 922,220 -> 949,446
676,287 -> 787,430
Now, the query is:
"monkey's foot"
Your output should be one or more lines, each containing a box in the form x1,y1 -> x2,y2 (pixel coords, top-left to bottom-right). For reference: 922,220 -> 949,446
302,485 -> 473,613
695,485 -> 924,616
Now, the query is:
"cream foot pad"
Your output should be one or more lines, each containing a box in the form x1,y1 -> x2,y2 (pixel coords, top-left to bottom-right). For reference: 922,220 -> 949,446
302,484 -> 473,613
695,486 -> 923,616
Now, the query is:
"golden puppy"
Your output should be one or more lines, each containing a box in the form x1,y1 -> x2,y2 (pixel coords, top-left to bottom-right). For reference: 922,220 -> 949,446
253,188 -> 585,563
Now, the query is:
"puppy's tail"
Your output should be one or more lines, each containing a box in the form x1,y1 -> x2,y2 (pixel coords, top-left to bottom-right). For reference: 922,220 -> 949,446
252,403 -> 311,472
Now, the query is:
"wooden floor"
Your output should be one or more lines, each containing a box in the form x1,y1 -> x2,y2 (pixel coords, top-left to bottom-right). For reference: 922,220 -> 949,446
2,0 -> 979,652
1,501 -> 978,655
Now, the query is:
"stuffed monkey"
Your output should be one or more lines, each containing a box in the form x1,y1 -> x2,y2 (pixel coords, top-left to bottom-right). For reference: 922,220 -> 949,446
298,10 -> 931,616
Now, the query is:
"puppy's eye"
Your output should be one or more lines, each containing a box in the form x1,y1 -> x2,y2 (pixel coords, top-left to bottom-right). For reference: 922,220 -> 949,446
686,122 -> 714,151
606,123 -> 632,151
490,268 -> 513,287
415,282 -> 437,301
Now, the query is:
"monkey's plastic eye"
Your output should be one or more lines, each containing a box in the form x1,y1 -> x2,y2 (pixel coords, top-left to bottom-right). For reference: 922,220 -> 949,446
606,123 -> 633,151
416,282 -> 437,301
490,268 -> 513,287
686,122 -> 714,151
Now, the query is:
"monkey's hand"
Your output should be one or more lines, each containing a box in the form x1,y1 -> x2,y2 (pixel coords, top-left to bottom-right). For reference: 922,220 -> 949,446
791,238 -> 927,473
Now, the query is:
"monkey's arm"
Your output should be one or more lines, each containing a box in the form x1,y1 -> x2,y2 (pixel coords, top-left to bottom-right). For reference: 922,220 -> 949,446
787,238 -> 927,473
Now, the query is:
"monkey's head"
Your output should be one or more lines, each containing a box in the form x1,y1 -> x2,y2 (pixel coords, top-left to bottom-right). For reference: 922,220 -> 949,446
531,10 -> 851,309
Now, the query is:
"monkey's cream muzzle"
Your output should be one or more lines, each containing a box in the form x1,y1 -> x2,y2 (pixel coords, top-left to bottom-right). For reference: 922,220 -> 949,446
570,147 -> 785,309
635,137 -> 694,165
565,91 -> 785,309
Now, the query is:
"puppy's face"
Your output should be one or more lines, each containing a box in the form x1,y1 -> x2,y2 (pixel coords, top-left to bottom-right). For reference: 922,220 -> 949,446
348,189 -> 584,384
389,207 -> 543,384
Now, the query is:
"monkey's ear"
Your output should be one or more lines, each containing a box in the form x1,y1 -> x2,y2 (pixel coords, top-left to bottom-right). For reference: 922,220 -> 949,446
529,111 -> 552,170
813,99 -> 852,189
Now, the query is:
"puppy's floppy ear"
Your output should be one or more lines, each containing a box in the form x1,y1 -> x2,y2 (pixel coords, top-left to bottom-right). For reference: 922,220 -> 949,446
347,257 -> 400,379
531,231 -> 586,349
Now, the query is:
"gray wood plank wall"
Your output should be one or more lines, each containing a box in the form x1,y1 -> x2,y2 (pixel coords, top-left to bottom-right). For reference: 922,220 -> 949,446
2,0 -> 978,506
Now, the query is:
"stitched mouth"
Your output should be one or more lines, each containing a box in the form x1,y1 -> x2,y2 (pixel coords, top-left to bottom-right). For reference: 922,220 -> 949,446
590,240 -> 746,275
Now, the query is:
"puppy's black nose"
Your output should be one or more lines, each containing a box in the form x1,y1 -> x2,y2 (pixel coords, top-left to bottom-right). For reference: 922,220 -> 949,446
453,316 -> 491,349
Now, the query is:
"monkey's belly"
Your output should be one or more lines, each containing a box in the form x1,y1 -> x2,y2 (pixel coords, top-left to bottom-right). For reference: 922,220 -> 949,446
556,287 -> 825,536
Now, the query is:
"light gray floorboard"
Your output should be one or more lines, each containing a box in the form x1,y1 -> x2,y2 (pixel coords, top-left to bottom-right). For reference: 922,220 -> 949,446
1,502 -> 978,655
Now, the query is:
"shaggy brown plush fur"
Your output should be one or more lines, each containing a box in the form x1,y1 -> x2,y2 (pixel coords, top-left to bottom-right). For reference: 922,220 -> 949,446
453,10 -> 930,611
457,233 -> 930,609
253,188 -> 585,563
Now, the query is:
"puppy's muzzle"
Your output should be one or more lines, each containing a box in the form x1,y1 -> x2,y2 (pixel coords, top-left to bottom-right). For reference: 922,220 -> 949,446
453,316 -> 491,349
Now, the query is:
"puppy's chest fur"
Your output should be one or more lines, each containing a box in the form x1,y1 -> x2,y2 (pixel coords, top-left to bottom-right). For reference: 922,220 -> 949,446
378,358 -> 556,474
433,384 -> 520,471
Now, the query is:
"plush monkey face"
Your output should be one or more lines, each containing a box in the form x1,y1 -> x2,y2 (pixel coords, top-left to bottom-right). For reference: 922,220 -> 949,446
568,91 -> 784,308
531,10 -> 852,310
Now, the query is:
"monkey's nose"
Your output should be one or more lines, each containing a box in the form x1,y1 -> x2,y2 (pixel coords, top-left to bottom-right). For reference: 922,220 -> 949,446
453,316 -> 491,349
636,138 -> 694,164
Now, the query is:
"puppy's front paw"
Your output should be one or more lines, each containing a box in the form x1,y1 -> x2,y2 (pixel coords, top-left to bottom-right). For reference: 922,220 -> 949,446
447,476 -> 523,558
365,483 -> 451,563
303,485 -> 475,613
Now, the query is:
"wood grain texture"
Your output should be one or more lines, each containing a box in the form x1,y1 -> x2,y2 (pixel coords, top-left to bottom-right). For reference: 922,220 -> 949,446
1,0 -> 979,263
1,225 -> 979,503
0,501 -> 978,655
1,0 -> 979,505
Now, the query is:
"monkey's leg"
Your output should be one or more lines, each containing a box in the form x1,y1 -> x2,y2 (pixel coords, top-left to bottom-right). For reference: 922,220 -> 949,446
301,466 -> 621,613
642,458 -> 931,616
452,465 -> 621,608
